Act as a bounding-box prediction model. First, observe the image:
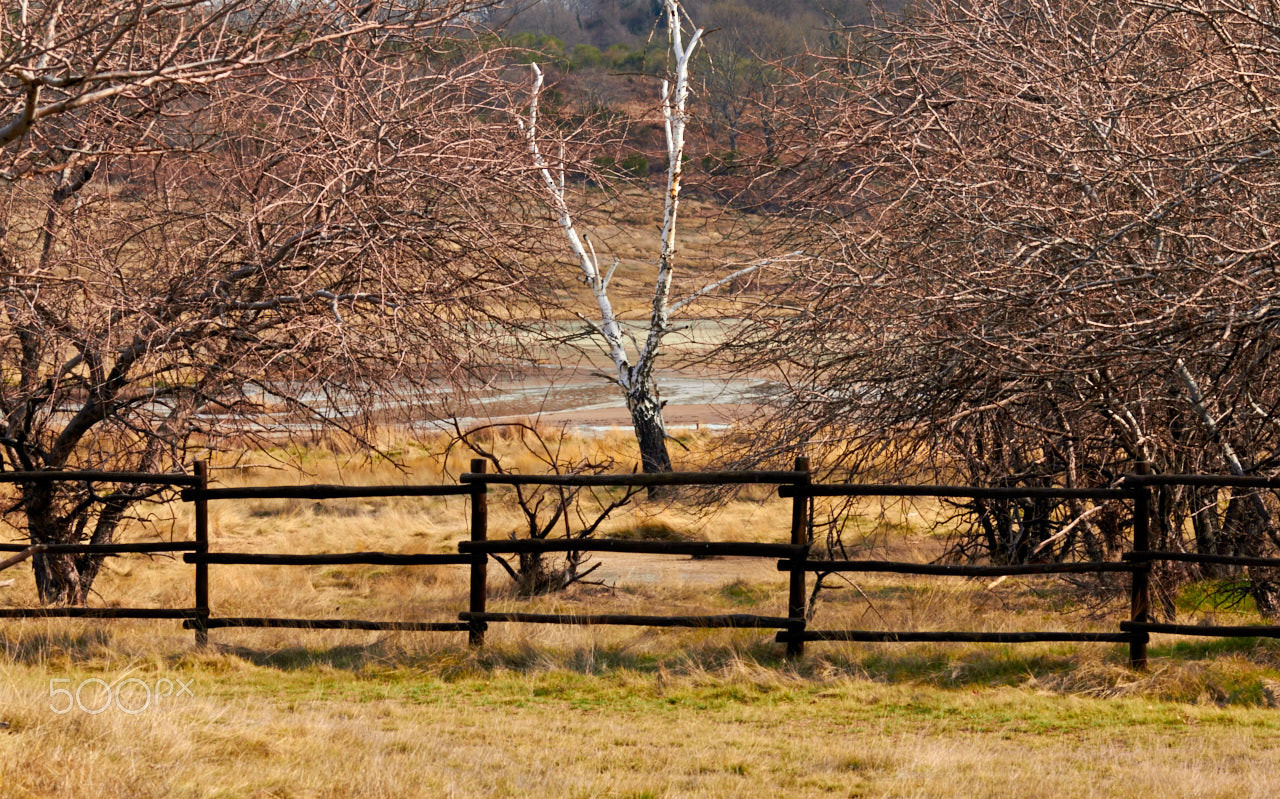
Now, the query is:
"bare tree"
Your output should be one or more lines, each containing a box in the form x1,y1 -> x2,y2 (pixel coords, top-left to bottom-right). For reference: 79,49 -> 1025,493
519,0 -> 702,475
446,421 -> 639,594
520,0 -> 803,474
0,1 -> 546,604
738,0 -> 1280,607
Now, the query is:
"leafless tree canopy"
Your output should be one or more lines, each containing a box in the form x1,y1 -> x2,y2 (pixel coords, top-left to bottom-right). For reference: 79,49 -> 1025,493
734,0 -> 1280,602
446,421 -> 639,595
0,1 -> 547,602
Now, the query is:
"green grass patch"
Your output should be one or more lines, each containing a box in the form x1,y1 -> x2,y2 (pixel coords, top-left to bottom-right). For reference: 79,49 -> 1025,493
719,579 -> 771,606
1176,579 -> 1258,615
610,519 -> 704,543
1149,635 -> 1280,662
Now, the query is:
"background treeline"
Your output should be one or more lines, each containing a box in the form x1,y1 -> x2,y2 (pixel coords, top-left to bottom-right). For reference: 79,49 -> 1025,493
485,0 -> 874,186
488,0 -> 897,51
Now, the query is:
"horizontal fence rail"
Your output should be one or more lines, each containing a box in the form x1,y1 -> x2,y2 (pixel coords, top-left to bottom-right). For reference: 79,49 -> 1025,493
1122,621 -> 1280,639
779,483 -> 1131,500
459,612 -> 794,628
0,542 -> 198,554
183,618 -> 472,632
460,469 -> 807,487
184,552 -> 473,566
459,539 -> 805,558
1124,550 -> 1280,569
181,484 -> 473,501
0,470 -> 200,486
8,465 -> 1280,668
776,630 -> 1138,644
778,560 -> 1139,576
0,607 -> 201,619
1120,474 -> 1280,489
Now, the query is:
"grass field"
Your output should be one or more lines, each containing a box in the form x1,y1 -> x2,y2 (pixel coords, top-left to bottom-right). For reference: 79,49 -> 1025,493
4,437 -> 1280,797
4,627 -> 1280,797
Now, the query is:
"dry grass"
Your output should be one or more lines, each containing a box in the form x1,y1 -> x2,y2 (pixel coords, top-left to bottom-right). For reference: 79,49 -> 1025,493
4,627 -> 1280,797
5,435 -> 1280,796
529,185 -> 799,321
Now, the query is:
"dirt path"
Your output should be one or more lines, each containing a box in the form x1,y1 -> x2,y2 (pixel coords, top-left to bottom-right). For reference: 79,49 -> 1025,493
581,551 -> 785,587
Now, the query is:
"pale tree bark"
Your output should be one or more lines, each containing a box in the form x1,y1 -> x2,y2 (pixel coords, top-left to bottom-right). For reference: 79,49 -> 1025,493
520,0 -> 702,474
521,0 -> 802,474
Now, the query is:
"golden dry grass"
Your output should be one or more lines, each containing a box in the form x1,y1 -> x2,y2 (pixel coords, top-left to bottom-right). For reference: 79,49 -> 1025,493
527,185 -> 800,321
4,433 -> 1280,797
4,627 -> 1280,797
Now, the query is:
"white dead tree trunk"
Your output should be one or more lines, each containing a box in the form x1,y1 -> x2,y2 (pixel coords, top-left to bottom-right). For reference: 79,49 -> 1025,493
520,0 -> 700,474
522,0 -> 798,473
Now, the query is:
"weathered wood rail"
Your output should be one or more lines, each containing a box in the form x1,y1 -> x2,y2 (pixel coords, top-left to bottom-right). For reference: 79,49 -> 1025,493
4,464 -> 1280,668
772,481 -> 1149,661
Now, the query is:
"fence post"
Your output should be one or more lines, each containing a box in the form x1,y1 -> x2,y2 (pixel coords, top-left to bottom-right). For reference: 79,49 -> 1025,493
1128,466 -> 1152,670
786,455 -> 811,658
468,458 -> 489,647
193,460 -> 210,648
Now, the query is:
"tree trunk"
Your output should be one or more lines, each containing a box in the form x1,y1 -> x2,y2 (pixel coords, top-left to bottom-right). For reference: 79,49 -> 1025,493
29,514 -> 91,605
1192,486 -> 1225,579
24,483 -> 112,605
1249,570 -> 1280,619
32,552 -> 88,605
627,386 -> 673,474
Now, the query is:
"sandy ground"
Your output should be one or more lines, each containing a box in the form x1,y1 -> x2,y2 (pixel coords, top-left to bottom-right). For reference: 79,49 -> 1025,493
585,550 -> 784,586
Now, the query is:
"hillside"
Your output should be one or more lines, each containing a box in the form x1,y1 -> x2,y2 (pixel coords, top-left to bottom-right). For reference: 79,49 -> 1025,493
489,0 -> 901,51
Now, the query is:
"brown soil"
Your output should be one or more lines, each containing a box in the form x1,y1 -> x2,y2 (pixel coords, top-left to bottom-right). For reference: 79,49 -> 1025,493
584,550 -> 785,587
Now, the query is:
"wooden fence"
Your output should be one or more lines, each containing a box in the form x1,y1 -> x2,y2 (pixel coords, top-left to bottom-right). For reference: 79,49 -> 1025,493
5,462 -> 1280,668
0,469 -> 203,624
